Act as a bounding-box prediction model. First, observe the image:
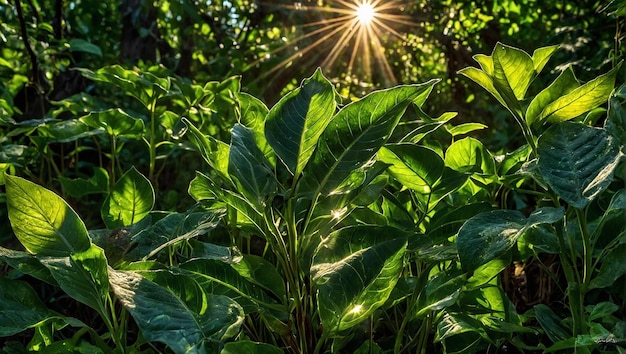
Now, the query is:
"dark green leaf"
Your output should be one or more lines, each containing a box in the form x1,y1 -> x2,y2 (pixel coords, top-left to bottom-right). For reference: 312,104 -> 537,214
80,108 -> 144,137
312,225 -> 408,334
228,124 -> 277,210
457,207 -> 564,272
537,122 -> 621,209
58,167 -> 109,198
110,269 -> 243,353
68,38 -> 102,56
0,277 -> 56,337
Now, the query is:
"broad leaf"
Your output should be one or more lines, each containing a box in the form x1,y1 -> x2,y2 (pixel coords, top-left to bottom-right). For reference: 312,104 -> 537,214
179,259 -> 283,314
37,118 -> 102,143
59,167 -> 109,198
531,45 -> 560,73
492,42 -> 534,101
526,67 -> 579,126
300,80 -> 438,196
537,122 -> 621,209
80,108 -> 144,137
228,124 -> 277,209
5,174 -> 90,257
101,167 -> 154,229
457,207 -> 564,273
265,68 -> 336,177
590,244 -> 626,289
529,64 -> 621,125
39,244 -> 110,322
182,117 -> 230,180
311,225 -> 408,334
445,137 -> 496,176
127,210 -> 224,261
110,269 -> 244,353
378,144 -> 444,194
68,38 -> 102,56
237,92 -> 272,162
0,246 -> 56,285
534,304 -> 571,343
414,270 -> 466,318
0,277 -> 57,336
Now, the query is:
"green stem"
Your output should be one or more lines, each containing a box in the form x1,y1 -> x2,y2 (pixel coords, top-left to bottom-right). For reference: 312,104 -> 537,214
110,135 -> 117,186
148,96 -> 158,182
575,207 -> 592,287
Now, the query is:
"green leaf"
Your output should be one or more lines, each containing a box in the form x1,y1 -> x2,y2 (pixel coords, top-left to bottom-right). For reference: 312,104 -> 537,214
68,38 -> 102,56
447,123 -> 488,137
590,244 -> 626,289
265,68 -> 336,177
179,259 -> 283,314
101,167 -> 154,229
37,118 -> 103,143
5,174 -> 90,257
236,92 -> 272,162
414,270 -> 466,318
80,108 -> 144,137
586,302 -> 619,322
536,63 -> 621,124
605,94 -> 626,146
300,80 -> 438,196
127,210 -> 223,261
445,137 -> 495,176
0,277 -> 56,336
39,244 -> 110,321
534,304 -> 571,343
0,246 -> 56,285
221,340 -> 283,354
492,42 -> 534,101
230,254 -> 286,303
183,118 -> 230,180
531,45 -> 560,74
228,124 -> 277,210
58,167 -> 109,198
526,67 -> 580,126
457,207 -> 564,273
110,269 -> 244,353
458,66 -> 507,109
378,144 -> 444,194
311,225 -> 408,334
537,122 -> 621,209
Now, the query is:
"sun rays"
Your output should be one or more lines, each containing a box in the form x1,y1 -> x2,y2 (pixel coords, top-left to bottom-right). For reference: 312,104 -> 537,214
248,0 -> 414,93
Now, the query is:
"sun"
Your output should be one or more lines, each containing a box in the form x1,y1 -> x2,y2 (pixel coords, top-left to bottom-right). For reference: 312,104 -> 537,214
355,1 -> 376,26
248,0 -> 414,96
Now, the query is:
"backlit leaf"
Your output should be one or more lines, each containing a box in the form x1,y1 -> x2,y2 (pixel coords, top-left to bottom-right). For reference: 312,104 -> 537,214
265,68 -> 336,177
378,143 -> 444,194
101,167 -> 154,229
6,174 -> 90,257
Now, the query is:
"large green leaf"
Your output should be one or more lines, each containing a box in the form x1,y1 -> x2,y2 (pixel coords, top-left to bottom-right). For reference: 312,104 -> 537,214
58,167 -> 109,198
236,92 -> 273,162
5,174 -> 90,257
445,137 -> 496,176
457,207 -> 564,273
311,225 -> 408,334
109,269 -> 244,353
80,108 -> 144,137
537,122 -> 621,209
126,210 -> 224,261
492,43 -> 534,101
183,118 -> 231,181
531,63 -> 621,124
0,277 -> 57,336
101,167 -> 154,229
300,80 -> 438,196
39,244 -> 110,322
378,144 -> 444,194
0,246 -> 56,285
414,270 -> 466,319
526,67 -> 580,126
179,259 -> 284,314
228,124 -> 277,210
265,68 -> 336,177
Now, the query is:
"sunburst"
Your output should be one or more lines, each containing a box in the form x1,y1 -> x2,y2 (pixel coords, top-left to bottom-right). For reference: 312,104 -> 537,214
247,0 -> 414,96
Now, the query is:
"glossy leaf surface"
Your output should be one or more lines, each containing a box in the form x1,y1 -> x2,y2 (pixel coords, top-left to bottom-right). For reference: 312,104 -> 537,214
5,174 -> 90,256
457,207 -> 564,272
537,122 -> 621,209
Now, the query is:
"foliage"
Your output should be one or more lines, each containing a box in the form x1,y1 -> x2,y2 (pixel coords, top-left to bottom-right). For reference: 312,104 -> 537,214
1,0 -> 626,352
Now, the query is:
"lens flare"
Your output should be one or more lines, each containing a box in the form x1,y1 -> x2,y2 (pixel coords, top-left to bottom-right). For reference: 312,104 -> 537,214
355,1 -> 375,26
249,0 -> 414,96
